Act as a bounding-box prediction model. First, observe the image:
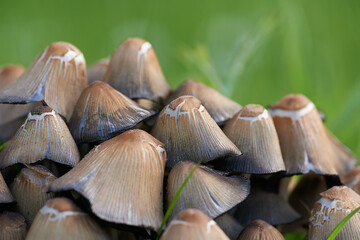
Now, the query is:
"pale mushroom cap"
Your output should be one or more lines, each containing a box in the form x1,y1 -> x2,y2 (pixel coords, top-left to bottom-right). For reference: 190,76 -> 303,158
160,209 -> 229,240
87,58 -> 110,84
0,211 -> 27,240
237,220 -> 285,240
0,65 -> 25,88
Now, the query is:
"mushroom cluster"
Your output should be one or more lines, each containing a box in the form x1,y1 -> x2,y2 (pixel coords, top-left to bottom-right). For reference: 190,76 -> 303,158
0,38 -> 359,239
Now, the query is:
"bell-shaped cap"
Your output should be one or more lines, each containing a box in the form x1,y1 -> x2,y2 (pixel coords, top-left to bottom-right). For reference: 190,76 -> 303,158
160,209 -> 229,240
69,81 -> 154,143
0,211 -> 27,239
166,80 -> 241,124
269,94 -> 357,175
308,186 -> 360,239
26,198 -> 110,240
235,187 -> 301,226
0,65 -> 25,88
11,165 -> 56,224
0,106 -> 80,169
340,167 -> 360,194
237,220 -> 285,240
0,42 -> 88,120
221,104 -> 285,174
167,161 -> 250,220
87,58 -> 109,84
215,214 -> 243,240
103,38 -> 171,102
0,172 -> 14,203
50,129 -> 166,230
152,96 -> 241,168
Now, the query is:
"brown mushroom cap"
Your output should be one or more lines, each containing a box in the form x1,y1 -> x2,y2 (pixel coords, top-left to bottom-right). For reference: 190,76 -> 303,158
103,38 -> 170,102
166,80 -> 241,124
160,209 -> 229,240
340,167 -> 360,194
0,42 -> 88,121
26,198 -> 110,240
152,95 -> 241,168
11,165 -> 56,224
50,129 -> 166,230
87,58 -> 109,84
308,186 -> 360,240
0,211 -> 27,240
167,161 -> 250,220
69,81 -> 154,143
221,104 -> 285,174
0,106 -> 80,169
0,172 -> 14,203
237,220 -> 285,240
0,65 -> 25,88
269,94 -> 357,175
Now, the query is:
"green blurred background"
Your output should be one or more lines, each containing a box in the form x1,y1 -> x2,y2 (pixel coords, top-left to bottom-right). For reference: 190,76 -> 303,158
1,0 -> 359,161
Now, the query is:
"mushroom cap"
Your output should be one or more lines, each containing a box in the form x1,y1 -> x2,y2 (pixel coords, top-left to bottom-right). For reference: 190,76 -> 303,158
166,80 -> 241,124
167,161 -> 250,220
0,65 -> 25,89
11,165 -> 56,224
26,198 -> 110,240
0,172 -> 14,203
308,186 -> 360,240
50,129 -> 166,230
0,106 -> 80,169
340,167 -> 360,194
87,58 -> 109,84
103,38 -> 170,102
0,211 -> 27,240
160,209 -> 229,240
269,94 -> 357,175
215,214 -> 243,240
237,220 -> 285,240
69,81 -> 154,143
221,104 -> 285,174
152,95 -> 241,168
0,42 -> 88,120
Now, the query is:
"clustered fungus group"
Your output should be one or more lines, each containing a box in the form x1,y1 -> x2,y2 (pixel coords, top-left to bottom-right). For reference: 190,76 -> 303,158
0,38 -> 359,240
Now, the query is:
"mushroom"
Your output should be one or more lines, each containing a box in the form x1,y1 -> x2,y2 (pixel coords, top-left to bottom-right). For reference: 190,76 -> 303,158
237,220 -> 285,240
10,165 -> 56,224
167,161 -> 250,220
160,209 -> 229,240
151,95 -> 241,168
0,65 -> 25,88
50,129 -> 166,231
219,104 -> 285,174
103,38 -> 171,103
340,167 -> 360,194
0,106 -> 80,169
268,94 -> 357,175
0,172 -> 14,204
0,211 -> 27,240
166,80 -> 241,125
308,186 -> 360,239
215,214 -> 243,240
0,42 -> 88,121
235,186 -> 300,226
26,198 -> 110,240
87,58 -> 110,84
69,81 -> 155,143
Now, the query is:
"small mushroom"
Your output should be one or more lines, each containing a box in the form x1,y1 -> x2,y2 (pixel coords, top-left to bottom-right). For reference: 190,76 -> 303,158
160,209 -> 229,240
0,42 -> 88,121
50,130 -> 166,231
0,172 -> 14,204
235,187 -> 300,226
220,104 -> 285,174
103,38 -> 171,103
340,167 -> 360,194
26,198 -> 110,240
237,220 -> 285,240
215,214 -> 243,240
87,58 -> 109,84
268,94 -> 357,175
166,80 -> 241,125
167,161 -> 250,220
69,81 -> 154,143
0,65 -> 25,88
0,106 -> 80,169
151,95 -> 241,168
308,186 -> 360,239
0,211 -> 27,240
11,165 -> 56,224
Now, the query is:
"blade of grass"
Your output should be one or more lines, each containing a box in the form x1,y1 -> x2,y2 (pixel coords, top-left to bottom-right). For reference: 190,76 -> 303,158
326,206 -> 360,240
156,161 -> 201,240
0,141 -> 9,151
